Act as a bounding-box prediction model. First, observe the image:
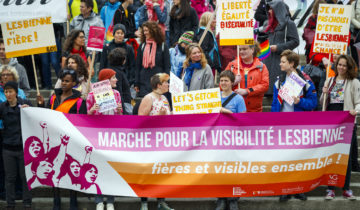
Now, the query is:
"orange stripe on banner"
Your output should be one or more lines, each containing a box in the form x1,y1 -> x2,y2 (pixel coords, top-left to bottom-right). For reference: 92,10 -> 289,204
109,153 -> 348,174
220,39 -> 254,46
116,164 -> 347,185
5,46 -> 57,58
128,174 -> 346,198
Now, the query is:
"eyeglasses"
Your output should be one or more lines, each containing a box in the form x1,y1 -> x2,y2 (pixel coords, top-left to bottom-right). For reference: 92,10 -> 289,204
1,73 -> 13,77
77,35 -> 85,39
62,69 -> 76,75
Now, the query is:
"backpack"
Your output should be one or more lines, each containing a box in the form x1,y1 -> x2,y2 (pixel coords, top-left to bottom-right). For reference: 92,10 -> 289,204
196,27 -> 221,67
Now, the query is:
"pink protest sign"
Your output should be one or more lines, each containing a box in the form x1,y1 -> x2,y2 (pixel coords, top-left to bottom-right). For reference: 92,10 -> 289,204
87,26 -> 106,52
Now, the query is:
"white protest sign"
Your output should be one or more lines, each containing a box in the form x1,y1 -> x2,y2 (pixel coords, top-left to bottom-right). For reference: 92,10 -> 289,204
91,80 -> 117,113
218,0 -> 254,45
169,72 -> 183,95
278,72 -> 306,105
0,1 -> 67,23
313,4 -> 352,55
172,88 -> 221,114
1,17 -> 56,58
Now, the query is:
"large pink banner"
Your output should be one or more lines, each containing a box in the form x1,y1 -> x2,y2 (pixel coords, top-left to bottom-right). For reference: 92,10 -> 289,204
22,109 -> 355,197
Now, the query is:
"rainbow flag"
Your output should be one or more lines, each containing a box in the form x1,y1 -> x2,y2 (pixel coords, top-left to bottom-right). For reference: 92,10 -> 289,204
258,40 -> 270,60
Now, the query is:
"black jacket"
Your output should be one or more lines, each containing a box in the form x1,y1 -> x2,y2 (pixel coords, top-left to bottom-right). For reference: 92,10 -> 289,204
0,97 -> 32,148
194,28 -> 221,71
169,7 -> 198,47
100,40 -> 136,85
46,89 -> 87,114
113,4 -> 137,38
135,42 -> 170,97
108,65 -> 132,104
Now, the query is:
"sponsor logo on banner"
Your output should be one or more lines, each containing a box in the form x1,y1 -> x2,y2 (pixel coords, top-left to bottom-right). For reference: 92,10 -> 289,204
328,174 -> 339,185
252,190 -> 275,196
233,187 -> 246,195
282,186 -> 304,194
310,180 -> 321,189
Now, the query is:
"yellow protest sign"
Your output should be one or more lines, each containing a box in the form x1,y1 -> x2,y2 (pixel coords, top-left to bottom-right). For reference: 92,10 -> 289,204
313,4 -> 352,55
172,88 -> 222,114
218,0 -> 254,46
1,16 -> 57,58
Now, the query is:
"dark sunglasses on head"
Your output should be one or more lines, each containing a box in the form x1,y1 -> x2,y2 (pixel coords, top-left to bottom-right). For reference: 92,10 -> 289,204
62,69 -> 76,75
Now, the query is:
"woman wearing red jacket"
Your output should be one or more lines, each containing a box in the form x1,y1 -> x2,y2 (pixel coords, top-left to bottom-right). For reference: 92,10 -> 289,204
225,43 -> 269,112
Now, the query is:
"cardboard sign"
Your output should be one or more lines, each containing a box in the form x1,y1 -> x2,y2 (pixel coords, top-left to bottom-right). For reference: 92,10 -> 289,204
91,80 -> 117,113
218,0 -> 254,45
0,1 -> 67,23
87,26 -> 106,52
313,4 -> 352,55
169,72 -> 184,95
172,88 -> 221,114
1,17 -> 57,58
278,72 -> 306,105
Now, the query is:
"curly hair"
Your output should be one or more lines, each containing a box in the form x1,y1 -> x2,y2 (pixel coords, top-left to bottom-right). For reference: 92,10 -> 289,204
65,54 -> 89,82
334,55 -> 358,80
63,30 -> 86,54
182,43 -> 207,69
140,21 -> 165,44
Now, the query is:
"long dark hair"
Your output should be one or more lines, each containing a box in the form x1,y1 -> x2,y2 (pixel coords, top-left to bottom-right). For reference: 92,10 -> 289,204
65,54 -> 89,82
334,55 -> 358,80
63,30 -> 86,53
140,21 -> 165,44
170,0 -> 191,19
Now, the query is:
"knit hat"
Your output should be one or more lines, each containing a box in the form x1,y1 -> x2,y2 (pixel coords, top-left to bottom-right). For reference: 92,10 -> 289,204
4,81 -> 18,94
98,69 -> 116,81
178,31 -> 194,45
113,24 -> 126,36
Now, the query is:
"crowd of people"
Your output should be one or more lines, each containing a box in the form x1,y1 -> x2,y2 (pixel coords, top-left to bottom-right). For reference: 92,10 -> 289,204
0,0 -> 360,210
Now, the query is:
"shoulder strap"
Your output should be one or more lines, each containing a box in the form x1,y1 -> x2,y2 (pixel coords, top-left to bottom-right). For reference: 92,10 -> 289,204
222,93 -> 237,107
76,98 -> 83,114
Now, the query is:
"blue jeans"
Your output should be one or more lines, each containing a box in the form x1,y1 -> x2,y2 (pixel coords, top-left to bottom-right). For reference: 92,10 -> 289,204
95,195 -> 114,204
39,38 -> 61,88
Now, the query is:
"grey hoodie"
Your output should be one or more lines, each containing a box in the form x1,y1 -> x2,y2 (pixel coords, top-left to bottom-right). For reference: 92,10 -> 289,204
70,11 -> 104,45
0,58 -> 30,92
263,0 -> 299,95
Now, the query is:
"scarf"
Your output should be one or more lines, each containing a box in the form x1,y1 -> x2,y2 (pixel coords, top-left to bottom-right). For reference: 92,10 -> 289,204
142,39 -> 157,69
145,0 -> 164,21
71,47 -> 87,63
184,62 -> 202,87
145,0 -> 166,32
